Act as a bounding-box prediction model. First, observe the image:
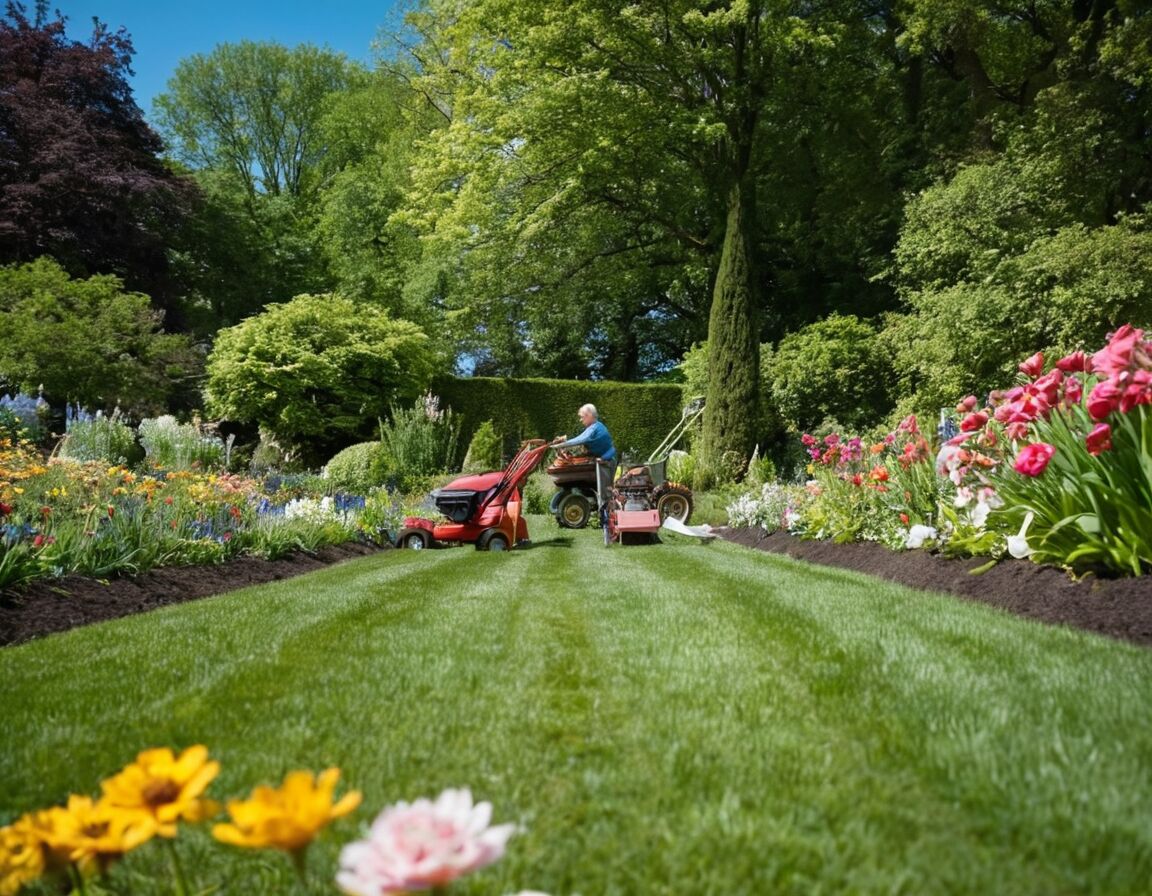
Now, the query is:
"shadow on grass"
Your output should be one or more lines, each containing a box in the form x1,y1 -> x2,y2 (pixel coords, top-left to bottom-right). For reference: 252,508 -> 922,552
521,537 -> 574,549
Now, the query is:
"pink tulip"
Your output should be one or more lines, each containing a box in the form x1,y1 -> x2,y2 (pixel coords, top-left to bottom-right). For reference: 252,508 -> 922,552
1063,376 -> 1083,407
959,411 -> 988,432
1018,351 -> 1045,378
1085,423 -> 1112,456
1005,422 -> 1030,441
1014,442 -> 1056,477
1055,351 -> 1090,373
1087,379 -> 1123,420
1032,369 -> 1063,404
956,395 -> 979,413
336,789 -> 516,896
1092,324 -> 1152,377
1119,370 -> 1152,413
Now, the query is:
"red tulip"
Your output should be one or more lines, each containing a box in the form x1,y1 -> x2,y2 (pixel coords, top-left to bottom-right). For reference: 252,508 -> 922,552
1018,351 -> 1045,378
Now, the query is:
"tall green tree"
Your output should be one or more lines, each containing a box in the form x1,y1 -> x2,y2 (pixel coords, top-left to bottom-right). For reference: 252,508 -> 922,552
400,0 -> 847,467
155,42 -> 364,329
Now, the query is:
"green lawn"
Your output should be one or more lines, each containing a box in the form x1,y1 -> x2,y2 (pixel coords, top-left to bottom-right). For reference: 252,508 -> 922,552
3,517 -> 1152,895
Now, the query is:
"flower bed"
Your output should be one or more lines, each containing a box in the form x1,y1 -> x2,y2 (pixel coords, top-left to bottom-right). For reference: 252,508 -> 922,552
730,324 -> 1152,578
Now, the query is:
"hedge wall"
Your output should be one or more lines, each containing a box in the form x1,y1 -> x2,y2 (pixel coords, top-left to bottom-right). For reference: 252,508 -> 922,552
430,376 -> 688,464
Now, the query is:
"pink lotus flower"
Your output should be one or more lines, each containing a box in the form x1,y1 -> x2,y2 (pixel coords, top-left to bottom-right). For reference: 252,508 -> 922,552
336,789 -> 516,896
1086,423 -> 1113,456
1014,442 -> 1055,477
1055,351 -> 1091,373
1019,351 -> 1045,378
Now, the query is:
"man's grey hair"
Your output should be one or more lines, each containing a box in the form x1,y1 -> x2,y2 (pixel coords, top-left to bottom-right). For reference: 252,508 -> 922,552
579,403 -> 598,419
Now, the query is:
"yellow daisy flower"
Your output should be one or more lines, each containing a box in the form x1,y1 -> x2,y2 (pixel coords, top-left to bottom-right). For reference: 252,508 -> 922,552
100,745 -> 220,837
213,768 -> 361,853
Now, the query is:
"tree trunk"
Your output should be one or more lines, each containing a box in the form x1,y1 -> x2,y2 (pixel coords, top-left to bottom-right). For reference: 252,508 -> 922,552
697,174 -> 760,487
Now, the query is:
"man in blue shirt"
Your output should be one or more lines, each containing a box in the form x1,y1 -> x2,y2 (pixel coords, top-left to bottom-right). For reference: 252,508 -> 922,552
552,404 -> 618,536
551,403 -> 617,463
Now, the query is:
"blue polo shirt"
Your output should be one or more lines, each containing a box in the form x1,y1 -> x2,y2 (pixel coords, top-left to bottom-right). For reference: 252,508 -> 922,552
558,421 -> 616,463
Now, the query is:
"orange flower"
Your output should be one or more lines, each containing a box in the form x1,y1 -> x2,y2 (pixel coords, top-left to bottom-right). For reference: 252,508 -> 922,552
100,746 -> 220,837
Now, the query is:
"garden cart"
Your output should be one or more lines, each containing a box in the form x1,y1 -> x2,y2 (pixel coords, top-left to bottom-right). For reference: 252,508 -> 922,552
395,439 -> 552,551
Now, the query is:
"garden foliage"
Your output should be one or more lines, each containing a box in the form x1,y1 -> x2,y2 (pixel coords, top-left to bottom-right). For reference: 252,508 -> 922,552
325,441 -> 384,494
204,294 -> 434,460
374,394 -> 461,493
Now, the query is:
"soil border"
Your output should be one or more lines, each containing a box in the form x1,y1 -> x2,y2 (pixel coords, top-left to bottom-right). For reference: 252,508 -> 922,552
721,528 -> 1152,648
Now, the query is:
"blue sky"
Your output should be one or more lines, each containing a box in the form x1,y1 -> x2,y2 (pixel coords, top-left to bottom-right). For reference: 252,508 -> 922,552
51,1 -> 411,115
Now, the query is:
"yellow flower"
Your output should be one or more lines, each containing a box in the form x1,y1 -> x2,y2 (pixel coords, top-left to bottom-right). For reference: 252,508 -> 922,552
38,796 -> 157,877
100,745 -> 220,837
213,768 -> 361,852
0,812 -> 52,896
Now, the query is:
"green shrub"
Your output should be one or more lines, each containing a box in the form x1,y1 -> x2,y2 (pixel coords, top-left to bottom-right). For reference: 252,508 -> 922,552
462,420 -> 503,472
0,258 -> 199,414
204,293 -> 435,462
374,395 -> 461,493
58,412 -> 141,465
763,314 -> 895,434
138,415 -> 226,470
325,441 -> 383,493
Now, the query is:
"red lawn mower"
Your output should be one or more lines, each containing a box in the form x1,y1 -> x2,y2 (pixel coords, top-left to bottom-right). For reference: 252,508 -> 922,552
395,439 -> 552,551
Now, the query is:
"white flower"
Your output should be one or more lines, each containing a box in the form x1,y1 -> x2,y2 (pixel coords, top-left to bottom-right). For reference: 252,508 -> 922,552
953,486 -> 973,508
905,524 -> 938,549
969,500 -> 991,529
1007,511 -> 1035,559
336,788 -> 516,896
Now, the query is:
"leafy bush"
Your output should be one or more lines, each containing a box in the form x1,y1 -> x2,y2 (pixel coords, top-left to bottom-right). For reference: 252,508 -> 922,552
325,441 -> 383,493
762,314 -> 895,433
461,420 -> 502,473
204,293 -> 435,461
665,450 -> 695,486
58,411 -> 141,465
374,394 -> 461,493
138,415 -> 226,470
0,258 -> 199,414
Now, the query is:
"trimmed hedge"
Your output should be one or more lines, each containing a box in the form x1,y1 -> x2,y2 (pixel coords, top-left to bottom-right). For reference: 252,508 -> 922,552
430,376 -> 687,464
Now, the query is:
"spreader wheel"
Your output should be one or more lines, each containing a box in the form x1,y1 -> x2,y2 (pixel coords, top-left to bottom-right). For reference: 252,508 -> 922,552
654,484 -> 694,524
397,527 -> 432,550
477,529 -> 511,552
555,491 -> 592,529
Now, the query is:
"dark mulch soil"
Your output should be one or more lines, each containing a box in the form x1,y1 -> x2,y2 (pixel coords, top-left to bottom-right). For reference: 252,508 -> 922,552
0,543 -> 388,648
723,528 -> 1152,648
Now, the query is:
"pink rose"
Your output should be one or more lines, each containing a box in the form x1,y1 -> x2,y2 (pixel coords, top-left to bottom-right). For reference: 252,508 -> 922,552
336,789 -> 516,896
1087,379 -> 1123,420
1014,442 -> 1055,477
1085,423 -> 1112,456
1018,351 -> 1045,378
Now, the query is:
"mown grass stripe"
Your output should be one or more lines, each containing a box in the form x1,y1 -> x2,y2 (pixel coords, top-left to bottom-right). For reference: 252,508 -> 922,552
2,521 -> 1151,894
